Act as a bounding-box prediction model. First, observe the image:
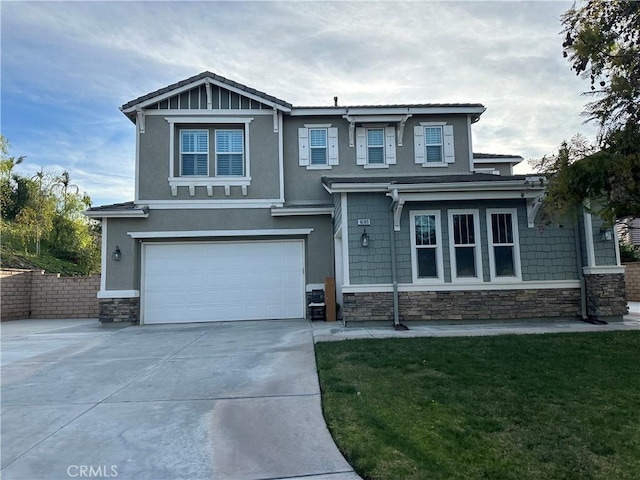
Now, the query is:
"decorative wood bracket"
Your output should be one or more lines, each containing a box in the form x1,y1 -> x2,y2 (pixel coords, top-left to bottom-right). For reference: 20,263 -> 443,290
205,78 -> 213,109
526,192 -> 545,228
136,107 -> 145,134
397,114 -> 412,146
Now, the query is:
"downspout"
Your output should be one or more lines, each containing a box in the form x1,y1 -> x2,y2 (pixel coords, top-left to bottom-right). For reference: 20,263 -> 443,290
575,206 -> 607,325
389,189 -> 407,329
574,207 -> 587,321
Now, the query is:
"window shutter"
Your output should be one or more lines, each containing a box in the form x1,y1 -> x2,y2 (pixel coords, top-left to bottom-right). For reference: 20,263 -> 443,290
356,127 -> 367,165
385,126 -> 396,164
444,125 -> 455,163
298,128 -> 309,166
328,127 -> 339,165
414,126 -> 425,164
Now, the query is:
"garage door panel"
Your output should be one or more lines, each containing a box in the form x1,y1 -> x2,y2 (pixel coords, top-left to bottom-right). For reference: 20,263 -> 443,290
143,241 -> 304,324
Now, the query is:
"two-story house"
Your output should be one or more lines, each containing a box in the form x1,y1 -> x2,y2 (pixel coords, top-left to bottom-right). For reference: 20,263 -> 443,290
86,72 -> 627,325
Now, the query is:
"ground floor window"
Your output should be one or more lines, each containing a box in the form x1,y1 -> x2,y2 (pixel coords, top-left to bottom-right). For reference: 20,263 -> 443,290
449,210 -> 482,281
411,211 -> 443,282
487,209 -> 521,280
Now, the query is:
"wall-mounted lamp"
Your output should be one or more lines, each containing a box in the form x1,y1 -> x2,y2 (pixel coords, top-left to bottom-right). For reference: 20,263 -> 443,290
361,229 -> 369,248
601,229 -> 614,242
112,246 -> 122,261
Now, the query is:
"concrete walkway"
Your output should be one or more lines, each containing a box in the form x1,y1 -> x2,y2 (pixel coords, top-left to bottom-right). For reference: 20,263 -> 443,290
311,302 -> 640,342
1,319 -> 359,480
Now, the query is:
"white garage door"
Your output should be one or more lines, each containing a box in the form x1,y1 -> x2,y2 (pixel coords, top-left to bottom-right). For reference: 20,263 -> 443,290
142,240 -> 305,324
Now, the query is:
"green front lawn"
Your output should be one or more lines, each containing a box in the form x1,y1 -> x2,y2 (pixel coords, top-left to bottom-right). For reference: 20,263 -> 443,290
315,332 -> 640,480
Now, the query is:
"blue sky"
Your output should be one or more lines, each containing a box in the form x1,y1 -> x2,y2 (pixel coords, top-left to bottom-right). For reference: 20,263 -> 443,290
1,1 -> 597,207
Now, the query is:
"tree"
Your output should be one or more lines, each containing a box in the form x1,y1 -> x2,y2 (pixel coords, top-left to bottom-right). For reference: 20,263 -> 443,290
561,0 -> 640,140
537,1 -> 640,226
0,135 -> 28,219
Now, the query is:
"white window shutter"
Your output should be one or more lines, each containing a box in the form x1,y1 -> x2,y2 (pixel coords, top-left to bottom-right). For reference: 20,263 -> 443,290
328,127 -> 339,165
356,127 -> 367,165
414,126 -> 425,164
385,126 -> 396,164
298,128 -> 309,166
444,125 -> 455,163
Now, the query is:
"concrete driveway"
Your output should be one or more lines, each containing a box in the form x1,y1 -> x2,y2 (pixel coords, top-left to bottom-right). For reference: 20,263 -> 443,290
1,319 -> 359,480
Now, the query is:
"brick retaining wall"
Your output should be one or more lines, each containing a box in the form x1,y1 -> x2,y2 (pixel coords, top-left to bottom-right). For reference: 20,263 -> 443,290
624,262 -> 640,301
1,269 -> 100,321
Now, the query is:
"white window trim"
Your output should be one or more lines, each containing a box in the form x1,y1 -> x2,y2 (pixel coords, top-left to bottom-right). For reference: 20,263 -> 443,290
448,209 -> 483,283
308,127 -> 329,167
410,210 -> 445,284
424,125 -> 445,166
179,129 -> 209,177
486,208 -> 522,282
415,122 -> 453,166
366,127 -> 386,165
166,117 -> 252,197
215,129 -> 245,177
299,124 -> 338,169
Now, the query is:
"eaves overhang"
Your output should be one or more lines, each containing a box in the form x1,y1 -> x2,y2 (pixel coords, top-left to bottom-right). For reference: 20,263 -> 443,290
322,175 -> 547,229
84,202 -> 149,219
291,104 -> 486,117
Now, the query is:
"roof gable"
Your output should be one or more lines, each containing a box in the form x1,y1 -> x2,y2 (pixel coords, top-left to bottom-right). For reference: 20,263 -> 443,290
121,71 -> 292,118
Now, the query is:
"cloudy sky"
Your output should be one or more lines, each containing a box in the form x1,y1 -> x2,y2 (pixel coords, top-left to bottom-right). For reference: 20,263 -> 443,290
2,0 -> 597,207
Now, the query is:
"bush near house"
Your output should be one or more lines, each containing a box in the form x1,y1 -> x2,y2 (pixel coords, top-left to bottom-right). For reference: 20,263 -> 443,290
316,332 -> 640,480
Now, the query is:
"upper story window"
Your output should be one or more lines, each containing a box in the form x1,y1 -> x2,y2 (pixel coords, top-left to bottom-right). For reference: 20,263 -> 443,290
410,210 -> 444,282
309,128 -> 328,165
216,130 -> 244,176
356,126 -> 396,168
425,127 -> 443,164
180,130 -> 209,176
298,125 -> 339,169
366,128 -> 385,164
487,209 -> 521,281
167,117 -> 253,197
414,123 -> 454,166
449,210 -> 483,282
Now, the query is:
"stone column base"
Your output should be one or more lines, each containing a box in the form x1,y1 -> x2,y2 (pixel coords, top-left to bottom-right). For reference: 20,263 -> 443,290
99,298 -> 140,324
584,273 -> 628,319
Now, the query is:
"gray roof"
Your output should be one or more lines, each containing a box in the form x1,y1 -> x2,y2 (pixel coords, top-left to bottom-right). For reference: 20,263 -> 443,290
295,103 -> 485,110
86,201 -> 138,212
322,173 -> 529,188
473,153 -> 523,159
121,71 -> 293,111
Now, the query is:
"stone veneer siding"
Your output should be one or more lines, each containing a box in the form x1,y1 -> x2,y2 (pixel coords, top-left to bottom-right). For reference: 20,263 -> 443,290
342,288 -> 582,324
623,263 -> 640,301
584,273 -> 628,318
99,298 -> 140,324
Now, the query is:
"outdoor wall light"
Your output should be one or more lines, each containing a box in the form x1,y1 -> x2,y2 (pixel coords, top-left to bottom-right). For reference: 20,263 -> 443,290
361,229 -> 369,248
601,229 -> 614,242
112,246 -> 122,261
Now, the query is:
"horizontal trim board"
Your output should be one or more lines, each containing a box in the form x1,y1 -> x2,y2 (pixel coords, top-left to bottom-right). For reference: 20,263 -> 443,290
97,290 -> 140,299
342,280 -> 581,293
583,266 -> 625,274
164,116 -> 253,124
271,207 -> 334,216
128,228 -> 314,239
146,109 -> 273,116
84,211 -> 148,219
141,200 -> 284,209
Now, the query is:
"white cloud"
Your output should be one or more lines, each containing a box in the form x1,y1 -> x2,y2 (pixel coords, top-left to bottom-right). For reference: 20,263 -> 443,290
2,0 -> 600,203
